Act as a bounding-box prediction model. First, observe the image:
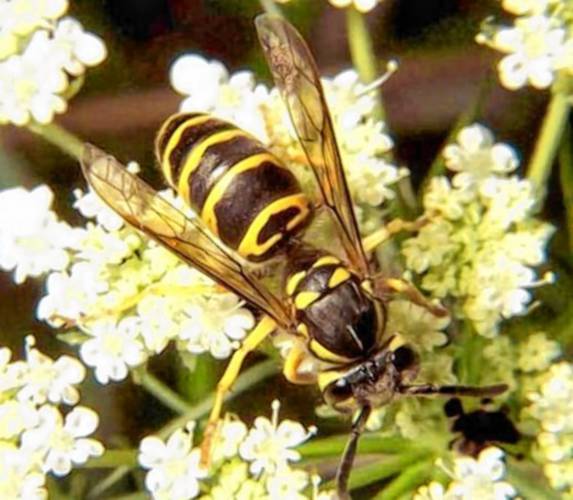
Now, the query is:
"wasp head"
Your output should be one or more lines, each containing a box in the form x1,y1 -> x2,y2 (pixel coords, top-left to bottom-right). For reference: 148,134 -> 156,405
320,342 -> 420,413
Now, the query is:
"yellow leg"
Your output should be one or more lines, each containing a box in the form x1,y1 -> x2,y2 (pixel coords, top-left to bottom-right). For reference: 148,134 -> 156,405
362,216 -> 428,254
283,343 -> 317,385
200,315 -> 277,466
376,277 -> 448,317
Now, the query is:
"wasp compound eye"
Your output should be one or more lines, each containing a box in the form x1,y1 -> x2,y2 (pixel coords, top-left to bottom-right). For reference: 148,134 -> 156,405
393,346 -> 416,371
324,378 -> 353,406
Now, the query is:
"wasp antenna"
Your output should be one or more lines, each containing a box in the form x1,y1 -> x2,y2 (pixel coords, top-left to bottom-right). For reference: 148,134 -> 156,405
356,60 -> 399,97
400,383 -> 508,398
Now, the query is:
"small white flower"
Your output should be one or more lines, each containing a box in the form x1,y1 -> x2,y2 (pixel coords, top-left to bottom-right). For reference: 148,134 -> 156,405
37,261 -> 110,326
51,17 -> 107,76
501,0 -> 557,16
525,362 -> 573,434
386,300 -> 449,352
73,224 -> 139,266
443,124 -> 519,188
266,466 -> 309,499
0,0 -> 68,59
139,424 -> 207,500
73,188 -> 125,231
21,405 -> 104,476
0,30 -> 68,124
448,447 -> 516,499
239,400 -> 315,475
212,419 -> 248,461
490,15 -> 567,90
179,294 -> 255,359
402,218 -> 457,274
0,185 -> 76,283
170,54 -> 228,110
0,445 -> 47,500
414,481 -> 447,500
79,316 -> 146,384
328,0 -> 381,13
0,400 -> 39,439
171,53 -> 270,140
17,336 -> 85,406
518,332 -> 561,372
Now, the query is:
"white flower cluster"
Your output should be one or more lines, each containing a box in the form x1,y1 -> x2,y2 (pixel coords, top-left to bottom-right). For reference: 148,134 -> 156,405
522,361 -> 573,495
169,54 -> 405,224
37,185 -> 255,383
414,448 -> 516,499
0,182 -> 256,384
138,400 -> 325,500
0,0 -> 106,125
0,185 -> 79,284
477,0 -> 573,90
402,124 -> 554,337
0,337 -> 103,498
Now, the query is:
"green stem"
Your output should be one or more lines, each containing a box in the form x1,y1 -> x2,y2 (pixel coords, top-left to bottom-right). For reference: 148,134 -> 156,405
559,119 -> 573,254
346,7 -> 384,121
456,322 -> 483,386
158,358 -> 279,438
527,76 -> 572,203
133,368 -> 193,414
506,462 -> 561,500
325,449 -> 432,491
87,466 -> 131,499
373,458 -> 434,500
82,449 -> 138,468
259,0 -> 283,16
299,434 -> 415,458
26,121 -> 83,159
424,71 -> 495,187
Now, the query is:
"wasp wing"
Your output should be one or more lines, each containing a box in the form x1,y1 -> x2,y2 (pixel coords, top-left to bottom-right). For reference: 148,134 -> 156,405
81,144 -> 292,328
255,14 -> 369,276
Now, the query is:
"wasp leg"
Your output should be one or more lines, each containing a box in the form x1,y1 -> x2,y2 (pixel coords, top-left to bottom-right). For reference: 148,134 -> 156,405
283,343 -> 317,385
375,277 -> 448,317
200,315 -> 277,467
362,216 -> 427,254
336,405 -> 372,500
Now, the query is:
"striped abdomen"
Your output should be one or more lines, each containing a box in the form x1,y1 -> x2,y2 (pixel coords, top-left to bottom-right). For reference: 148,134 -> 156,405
155,112 -> 312,262
285,249 -> 386,363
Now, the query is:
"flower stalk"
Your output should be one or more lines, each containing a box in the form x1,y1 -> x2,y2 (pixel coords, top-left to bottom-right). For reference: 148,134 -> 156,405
27,121 -> 84,160
324,449 -> 433,491
373,458 -> 434,499
527,76 -> 572,203
133,367 -> 193,415
559,120 -> 573,253
346,7 -> 384,121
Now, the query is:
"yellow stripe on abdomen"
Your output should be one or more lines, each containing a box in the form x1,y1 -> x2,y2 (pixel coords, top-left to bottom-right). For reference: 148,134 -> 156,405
237,193 -> 310,258
200,153 -> 279,236
177,129 -> 248,204
160,114 -> 212,186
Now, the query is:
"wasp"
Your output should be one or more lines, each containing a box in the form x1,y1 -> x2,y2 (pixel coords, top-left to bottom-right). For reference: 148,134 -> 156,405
80,14 -> 507,499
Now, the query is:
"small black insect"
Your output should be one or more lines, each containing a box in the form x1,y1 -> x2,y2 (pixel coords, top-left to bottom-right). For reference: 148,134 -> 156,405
445,398 -> 520,456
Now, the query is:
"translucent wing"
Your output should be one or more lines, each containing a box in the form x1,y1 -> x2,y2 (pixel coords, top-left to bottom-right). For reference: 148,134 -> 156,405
81,144 -> 292,328
255,14 -> 369,276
